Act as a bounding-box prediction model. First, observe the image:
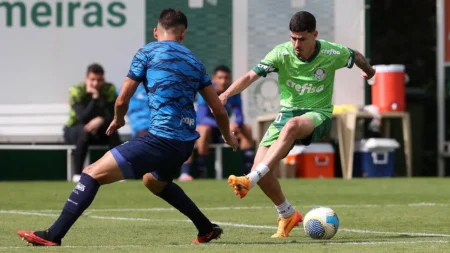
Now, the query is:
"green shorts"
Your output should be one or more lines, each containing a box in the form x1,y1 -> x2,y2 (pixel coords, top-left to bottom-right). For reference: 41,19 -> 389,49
260,109 -> 332,147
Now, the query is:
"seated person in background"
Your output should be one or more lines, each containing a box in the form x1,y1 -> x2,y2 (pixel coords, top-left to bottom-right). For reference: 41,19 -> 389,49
64,63 -> 121,182
179,65 -> 255,181
119,84 -> 151,138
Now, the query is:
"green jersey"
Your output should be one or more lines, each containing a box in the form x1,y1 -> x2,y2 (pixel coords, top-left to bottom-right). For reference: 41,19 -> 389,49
66,82 -> 117,127
252,40 -> 355,117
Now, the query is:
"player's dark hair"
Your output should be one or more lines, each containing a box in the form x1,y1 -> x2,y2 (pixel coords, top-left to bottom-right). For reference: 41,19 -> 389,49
86,63 -> 104,75
289,11 -> 316,33
214,65 -> 231,74
158,8 -> 188,30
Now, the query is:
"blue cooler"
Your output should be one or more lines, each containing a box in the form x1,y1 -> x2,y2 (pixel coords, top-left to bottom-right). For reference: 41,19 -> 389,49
353,138 -> 400,177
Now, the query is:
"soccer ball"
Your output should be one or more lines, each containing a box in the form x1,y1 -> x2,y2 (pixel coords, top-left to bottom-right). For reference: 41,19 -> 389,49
303,206 -> 339,239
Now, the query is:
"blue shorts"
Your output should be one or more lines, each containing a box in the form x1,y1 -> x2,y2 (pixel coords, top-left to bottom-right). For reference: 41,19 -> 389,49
111,133 -> 195,181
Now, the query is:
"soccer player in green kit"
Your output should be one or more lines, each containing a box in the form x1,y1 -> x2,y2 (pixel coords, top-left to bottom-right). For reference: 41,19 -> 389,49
220,11 -> 376,238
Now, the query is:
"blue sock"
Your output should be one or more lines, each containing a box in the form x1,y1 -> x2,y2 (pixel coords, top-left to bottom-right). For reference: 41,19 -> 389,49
156,182 -> 212,235
47,173 -> 100,242
242,148 -> 255,175
181,162 -> 191,175
197,155 -> 208,177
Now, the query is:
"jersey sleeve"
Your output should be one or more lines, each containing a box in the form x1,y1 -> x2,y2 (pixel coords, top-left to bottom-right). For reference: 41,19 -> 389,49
198,64 -> 212,90
127,48 -> 148,82
252,47 -> 282,77
69,85 -> 97,124
332,43 -> 355,70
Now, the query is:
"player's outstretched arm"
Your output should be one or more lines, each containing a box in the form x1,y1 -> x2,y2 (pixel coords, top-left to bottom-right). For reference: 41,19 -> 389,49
199,85 -> 238,151
354,50 -> 376,80
106,77 -> 139,135
219,70 -> 260,105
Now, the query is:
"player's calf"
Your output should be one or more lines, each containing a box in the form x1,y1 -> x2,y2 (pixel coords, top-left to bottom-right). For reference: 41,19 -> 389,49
151,179 -> 217,239
237,124 -> 255,174
196,125 -> 213,178
16,172 -> 101,246
16,151 -> 123,246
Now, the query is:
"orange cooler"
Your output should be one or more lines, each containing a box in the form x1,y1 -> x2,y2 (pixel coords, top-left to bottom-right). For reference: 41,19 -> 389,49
296,143 -> 335,178
371,64 -> 406,113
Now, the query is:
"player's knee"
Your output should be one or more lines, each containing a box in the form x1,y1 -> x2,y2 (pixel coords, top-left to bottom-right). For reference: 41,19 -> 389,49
143,173 -> 166,194
82,164 -> 104,184
283,119 -> 303,138
78,126 -> 91,143
284,118 -> 314,139
83,164 -> 94,174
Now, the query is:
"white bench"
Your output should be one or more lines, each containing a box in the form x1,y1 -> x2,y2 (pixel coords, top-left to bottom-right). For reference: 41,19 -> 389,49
0,103 -> 132,181
0,103 -> 131,143
0,104 -> 229,180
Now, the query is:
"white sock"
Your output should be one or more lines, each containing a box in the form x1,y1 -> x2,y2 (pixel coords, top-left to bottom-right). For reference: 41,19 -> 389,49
276,199 -> 294,218
247,163 -> 270,188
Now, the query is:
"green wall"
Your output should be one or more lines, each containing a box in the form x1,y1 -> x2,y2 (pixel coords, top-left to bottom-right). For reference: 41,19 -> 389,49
145,0 -> 232,75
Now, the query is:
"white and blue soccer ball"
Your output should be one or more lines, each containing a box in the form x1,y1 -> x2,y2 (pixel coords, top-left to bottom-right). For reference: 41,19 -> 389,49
303,206 -> 339,239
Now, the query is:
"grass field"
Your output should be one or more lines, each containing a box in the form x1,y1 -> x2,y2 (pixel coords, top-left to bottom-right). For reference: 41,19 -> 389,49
1,178 -> 450,252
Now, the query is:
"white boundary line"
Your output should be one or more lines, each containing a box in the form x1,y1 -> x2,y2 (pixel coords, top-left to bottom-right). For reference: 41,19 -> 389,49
3,202 -> 449,213
2,210 -> 450,238
0,211 -> 58,217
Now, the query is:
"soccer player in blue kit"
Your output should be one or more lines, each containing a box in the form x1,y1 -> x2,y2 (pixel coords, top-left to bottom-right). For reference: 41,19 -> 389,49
17,8 -> 238,246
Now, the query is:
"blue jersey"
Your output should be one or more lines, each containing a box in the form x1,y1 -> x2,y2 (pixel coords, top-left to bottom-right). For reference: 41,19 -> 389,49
121,84 -> 151,138
196,84 -> 244,128
127,41 -> 211,141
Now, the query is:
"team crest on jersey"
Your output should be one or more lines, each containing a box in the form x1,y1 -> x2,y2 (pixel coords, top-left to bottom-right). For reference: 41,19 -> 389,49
313,68 -> 326,81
